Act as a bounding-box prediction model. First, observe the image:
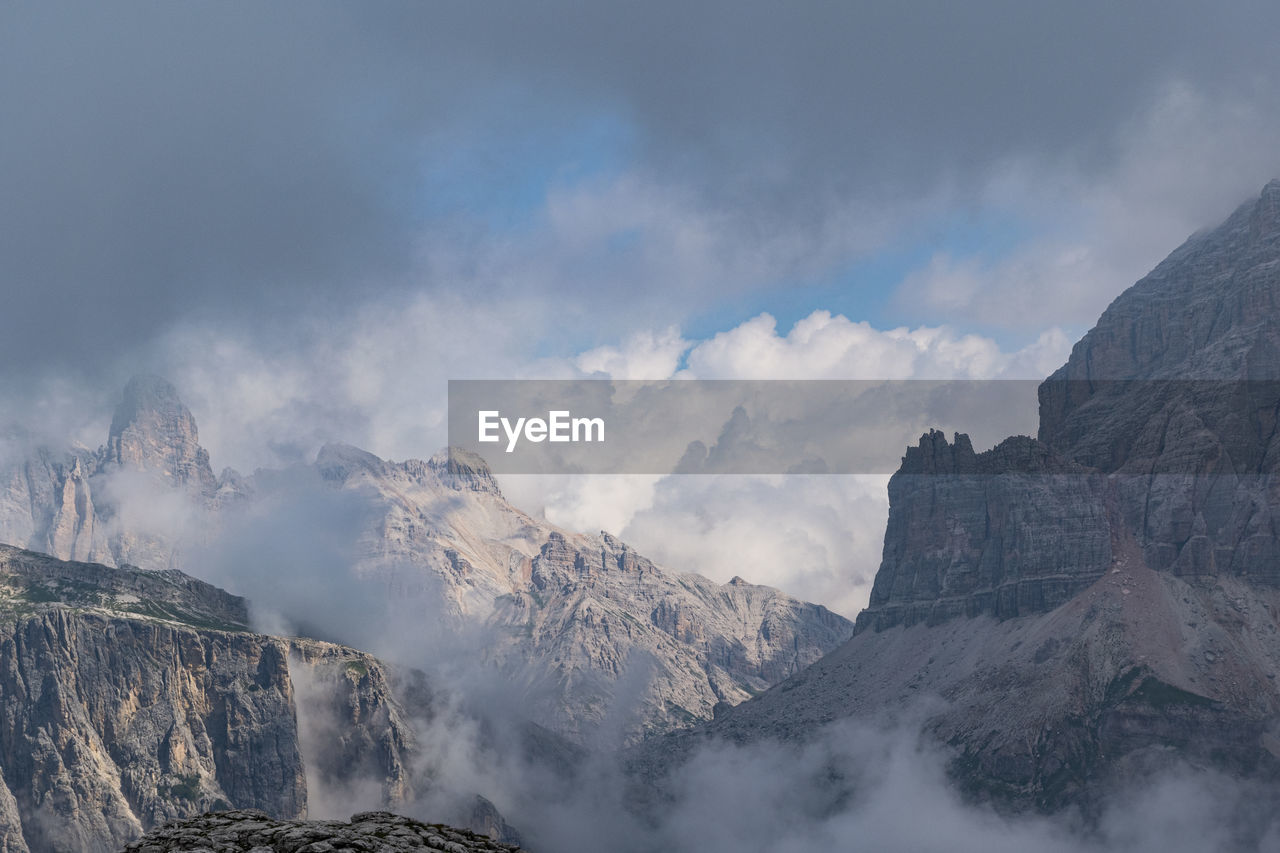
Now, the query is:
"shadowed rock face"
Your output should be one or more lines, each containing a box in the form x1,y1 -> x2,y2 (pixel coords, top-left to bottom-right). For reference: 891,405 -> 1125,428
858,432 -> 1112,632
861,181 -> 1280,633
641,183 -> 1280,829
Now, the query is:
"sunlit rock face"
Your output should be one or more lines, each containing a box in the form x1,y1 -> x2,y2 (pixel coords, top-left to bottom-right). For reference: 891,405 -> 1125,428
0,544 -> 414,853
305,442 -> 853,743
103,375 -> 218,496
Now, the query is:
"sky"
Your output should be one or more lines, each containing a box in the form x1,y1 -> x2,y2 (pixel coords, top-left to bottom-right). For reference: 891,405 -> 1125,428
5,1 -> 1280,613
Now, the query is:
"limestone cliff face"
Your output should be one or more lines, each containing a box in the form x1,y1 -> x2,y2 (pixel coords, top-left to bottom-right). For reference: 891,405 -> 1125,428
103,376 -> 217,498
0,610 -> 304,853
646,182 -> 1280,824
288,641 -> 417,813
489,530 -> 851,740
1033,183 -> 1280,586
312,443 -> 853,743
0,447 -> 108,569
0,546 -> 416,853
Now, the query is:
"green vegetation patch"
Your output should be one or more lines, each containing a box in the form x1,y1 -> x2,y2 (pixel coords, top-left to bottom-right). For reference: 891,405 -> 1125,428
19,583 -> 66,604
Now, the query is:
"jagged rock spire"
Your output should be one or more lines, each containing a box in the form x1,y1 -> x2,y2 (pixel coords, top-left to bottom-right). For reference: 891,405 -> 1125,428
104,375 -> 216,495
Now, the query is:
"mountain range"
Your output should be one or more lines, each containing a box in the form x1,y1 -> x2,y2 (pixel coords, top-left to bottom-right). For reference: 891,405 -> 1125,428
8,182 -> 1280,850
0,375 -> 851,746
0,370 -> 852,850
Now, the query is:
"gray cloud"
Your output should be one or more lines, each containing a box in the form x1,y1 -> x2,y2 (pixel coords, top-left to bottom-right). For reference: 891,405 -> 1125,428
424,708 -> 1279,853
4,1 -> 1280,375
1,3 -> 433,369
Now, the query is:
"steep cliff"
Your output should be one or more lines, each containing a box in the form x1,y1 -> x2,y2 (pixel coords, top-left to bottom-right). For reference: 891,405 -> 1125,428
1036,182 -> 1280,586
0,546 -> 416,853
858,431 -> 1111,631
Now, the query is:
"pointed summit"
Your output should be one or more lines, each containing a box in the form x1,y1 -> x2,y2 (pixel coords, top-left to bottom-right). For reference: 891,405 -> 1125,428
1039,180 -> 1280,459
104,375 -> 216,495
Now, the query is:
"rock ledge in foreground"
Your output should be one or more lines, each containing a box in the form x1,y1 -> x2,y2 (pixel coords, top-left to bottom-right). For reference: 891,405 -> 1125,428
122,810 -> 524,853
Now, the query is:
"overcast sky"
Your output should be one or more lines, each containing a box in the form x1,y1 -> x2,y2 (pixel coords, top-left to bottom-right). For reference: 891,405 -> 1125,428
6,1 -> 1280,371
5,1 -> 1280,610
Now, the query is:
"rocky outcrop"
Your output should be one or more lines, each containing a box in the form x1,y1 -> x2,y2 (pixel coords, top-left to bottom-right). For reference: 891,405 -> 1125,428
0,547 -> 419,853
0,613 -> 305,852
1041,180 -> 1280,393
103,376 -> 217,498
434,449 -> 504,496
122,809 -> 523,853
1033,184 -> 1280,588
0,446 -> 110,568
855,181 -> 1280,632
288,642 -> 417,813
858,432 -> 1111,631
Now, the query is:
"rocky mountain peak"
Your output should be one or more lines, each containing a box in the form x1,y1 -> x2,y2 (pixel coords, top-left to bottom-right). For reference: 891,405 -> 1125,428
104,374 -> 216,495
1253,176 -> 1280,224
1039,182 -> 1280,472
899,430 -> 977,474
315,442 -> 387,483
429,448 -> 503,496
1040,181 -> 1280,393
